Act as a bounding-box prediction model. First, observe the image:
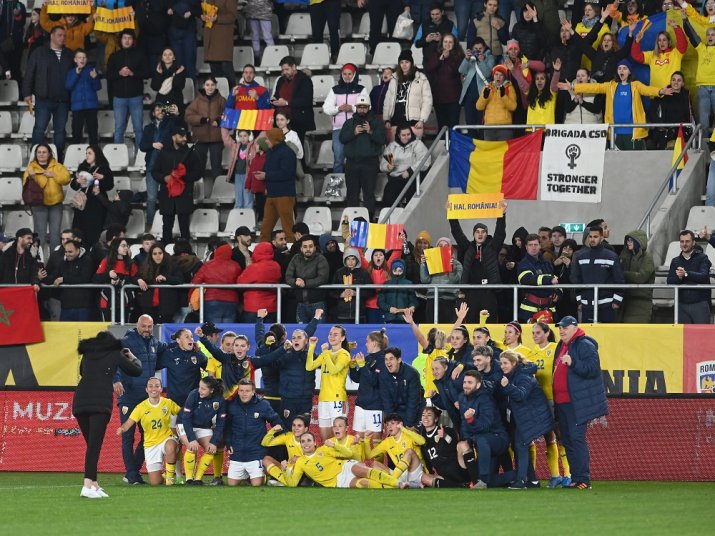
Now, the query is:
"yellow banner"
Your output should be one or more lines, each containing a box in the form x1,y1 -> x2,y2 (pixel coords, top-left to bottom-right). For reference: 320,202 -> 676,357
94,6 -> 135,33
420,323 -> 683,395
46,0 -> 93,14
1,323 -> 108,387
447,193 -> 504,219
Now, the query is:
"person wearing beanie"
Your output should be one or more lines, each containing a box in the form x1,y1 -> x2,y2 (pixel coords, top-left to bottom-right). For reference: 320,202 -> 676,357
414,3 -> 459,63
420,236 -> 463,322
572,56 -> 673,149
331,246 -> 372,322
257,127 -> 298,242
476,63 -> 518,141
449,199 -> 508,321
323,63 -> 369,173
378,258 -> 418,323
383,50 -> 434,131
339,94 -> 386,220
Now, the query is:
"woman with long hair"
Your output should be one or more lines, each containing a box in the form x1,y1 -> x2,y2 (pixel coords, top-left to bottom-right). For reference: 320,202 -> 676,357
151,47 -> 187,114
383,49 -> 433,133
70,145 -> 114,246
631,20 -> 687,91
349,329 -> 389,440
185,76 -> 227,181
136,243 -> 183,323
509,57 -> 561,127
424,33 -> 465,129
380,123 -> 430,207
93,237 -> 137,321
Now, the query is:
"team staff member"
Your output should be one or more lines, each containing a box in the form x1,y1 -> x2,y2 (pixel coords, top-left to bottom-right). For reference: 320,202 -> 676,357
306,328 -> 351,441
348,329 -> 388,440
419,407 -> 470,488
224,379 -> 282,486
115,314 -> 167,485
117,377 -> 181,486
552,316 -> 608,489
429,357 -> 469,430
178,376 -> 227,485
379,347 -> 423,428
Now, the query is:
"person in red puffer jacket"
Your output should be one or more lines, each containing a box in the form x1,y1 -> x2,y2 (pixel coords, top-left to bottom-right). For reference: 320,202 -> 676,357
237,241 -> 282,323
191,243 -> 242,322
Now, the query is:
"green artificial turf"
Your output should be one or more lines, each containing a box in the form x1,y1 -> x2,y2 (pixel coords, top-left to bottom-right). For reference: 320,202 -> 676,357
1,473 -> 713,535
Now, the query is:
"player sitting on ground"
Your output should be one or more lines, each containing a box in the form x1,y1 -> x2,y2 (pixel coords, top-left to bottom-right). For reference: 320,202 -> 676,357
261,414 -> 311,471
419,407 -> 471,488
328,416 -> 364,461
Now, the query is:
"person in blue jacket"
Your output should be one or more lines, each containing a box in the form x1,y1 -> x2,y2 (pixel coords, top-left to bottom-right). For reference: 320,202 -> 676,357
457,370 -> 514,488
114,314 -> 168,485
177,376 -> 226,485
138,103 -> 176,226
349,329 -> 388,439
65,49 -> 101,145
429,356 -> 471,429
378,259 -> 419,323
379,347 -> 422,428
552,316 -> 608,489
224,379 -> 282,486
156,327 -> 208,407
499,350 -> 554,489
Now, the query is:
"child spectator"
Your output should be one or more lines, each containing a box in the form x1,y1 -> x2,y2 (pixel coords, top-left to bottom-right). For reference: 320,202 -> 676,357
65,49 -> 100,145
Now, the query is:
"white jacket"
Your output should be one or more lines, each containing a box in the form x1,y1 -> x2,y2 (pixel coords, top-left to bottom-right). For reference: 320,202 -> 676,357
283,128 -> 304,159
322,86 -> 370,130
383,71 -> 433,123
379,138 -> 431,177
563,91 -> 603,125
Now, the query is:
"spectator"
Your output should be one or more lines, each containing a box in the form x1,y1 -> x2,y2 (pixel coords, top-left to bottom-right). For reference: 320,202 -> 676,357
648,71 -> 692,149
107,29 -> 149,151
0,228 -> 41,289
319,233 -> 343,283
476,64 -> 517,141
237,242 -> 282,322
257,128 -> 298,242
151,124 -> 203,241
192,242 -> 242,322
380,123 -> 430,208
509,57 -> 561,127
560,68 -> 604,124
370,67 -> 393,121
631,19 -> 687,92
331,247 -> 372,323
454,0 -> 483,40
510,3 -> 546,61
89,222 -> 125,269
202,0 -> 237,88
361,0 -> 404,55
285,235 -> 330,322
24,9 -> 45,59
22,26 -> 73,159
551,225 -> 567,257
64,49 -> 100,145
424,33 -> 465,129
167,0 -> 199,80
92,1 -> 127,74
467,0 -> 507,57
45,228 -> 79,278
364,249 -> 398,323
383,50 -> 433,135
340,95 -> 386,220
135,0 -> 170,69
172,238 -> 203,321
618,229 -> 655,323
459,38 -> 495,136
553,238 -> 579,326
39,3 -> 93,52
245,137 -> 268,221
92,237 -> 137,322
132,234 -> 156,267
516,233 -> 561,323
231,225 -> 253,270
135,243 -> 183,323
379,347 -> 422,427
245,0 -> 275,60
150,47 -> 187,114
573,0 -> 610,70
0,0 -> 26,80
420,236 -> 462,323
185,76 -> 226,181
378,259 -> 418,323
550,19 -> 582,84
414,3 -> 459,64
275,110 -> 304,160
228,64 -> 271,111
69,145 -> 115,247
271,229 -> 290,276
23,144 -> 71,251
666,230 -> 712,324
140,103 -> 175,227
538,226 -> 555,261
271,56 -> 315,145
572,14 -> 633,83
571,226 -> 624,323
309,0 -> 340,61
682,17 -> 715,134
323,63 -> 369,174
223,128 -> 252,209
552,316 -> 608,489
502,39 -> 546,126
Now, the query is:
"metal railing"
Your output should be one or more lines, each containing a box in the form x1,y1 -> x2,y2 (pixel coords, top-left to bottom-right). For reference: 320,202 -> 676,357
116,282 -> 713,325
1,283 -> 118,323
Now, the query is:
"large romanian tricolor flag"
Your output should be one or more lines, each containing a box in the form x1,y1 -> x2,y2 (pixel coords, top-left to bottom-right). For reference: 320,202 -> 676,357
424,246 -> 452,275
448,129 -> 542,199
221,108 -> 275,131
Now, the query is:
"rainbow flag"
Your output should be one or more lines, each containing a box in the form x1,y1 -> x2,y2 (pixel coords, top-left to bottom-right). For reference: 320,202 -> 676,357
350,221 -> 403,249
221,108 -> 275,131
448,130 -> 542,199
424,246 -> 452,275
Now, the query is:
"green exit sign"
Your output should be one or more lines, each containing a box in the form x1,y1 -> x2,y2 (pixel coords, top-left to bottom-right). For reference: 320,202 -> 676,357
560,223 -> 585,233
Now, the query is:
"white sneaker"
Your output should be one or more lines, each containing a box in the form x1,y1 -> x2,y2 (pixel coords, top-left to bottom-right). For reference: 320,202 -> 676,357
96,488 -> 109,498
80,486 -> 103,499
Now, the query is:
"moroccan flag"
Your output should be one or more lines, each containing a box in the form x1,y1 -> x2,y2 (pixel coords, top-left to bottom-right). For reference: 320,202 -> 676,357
0,287 -> 44,346
424,246 -> 452,275
448,129 -> 542,199
367,223 -> 404,250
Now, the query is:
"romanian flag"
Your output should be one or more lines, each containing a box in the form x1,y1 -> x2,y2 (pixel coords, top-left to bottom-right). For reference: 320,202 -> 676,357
424,246 -> 452,275
448,129 -> 542,199
221,108 -> 275,131
0,287 -> 44,346
350,221 -> 403,249
670,125 -> 688,191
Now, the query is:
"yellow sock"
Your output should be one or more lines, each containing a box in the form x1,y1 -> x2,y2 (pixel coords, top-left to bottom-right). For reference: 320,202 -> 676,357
195,453 -> 214,480
559,445 -> 571,477
166,463 -> 176,479
266,464 -> 287,485
367,468 -> 398,487
391,459 -> 409,479
356,478 -> 389,488
212,449 -> 224,478
508,446 -> 514,464
183,451 -> 197,480
529,443 -> 537,467
546,442 -> 560,478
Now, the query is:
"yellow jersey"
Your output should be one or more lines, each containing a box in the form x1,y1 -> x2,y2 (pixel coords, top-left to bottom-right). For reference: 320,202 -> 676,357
197,342 -> 221,379
261,428 -> 303,460
330,434 -> 364,461
424,346 -> 449,396
531,342 -> 557,401
128,397 -> 181,448
306,343 -> 350,402
364,427 -> 426,469
286,444 -> 353,487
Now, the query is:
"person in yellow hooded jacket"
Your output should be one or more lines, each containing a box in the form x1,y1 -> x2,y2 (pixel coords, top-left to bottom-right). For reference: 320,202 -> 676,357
39,3 -> 94,53
22,143 -> 71,251
476,64 -> 517,141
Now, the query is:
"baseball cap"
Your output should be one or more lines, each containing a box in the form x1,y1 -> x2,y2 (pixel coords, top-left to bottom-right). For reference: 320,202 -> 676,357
556,316 -> 578,328
172,125 -> 188,136
200,321 -> 222,335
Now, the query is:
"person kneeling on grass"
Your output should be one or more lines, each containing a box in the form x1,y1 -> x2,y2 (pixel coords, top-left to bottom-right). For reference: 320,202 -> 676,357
117,377 -> 181,485
264,432 -> 402,488
177,376 -> 227,485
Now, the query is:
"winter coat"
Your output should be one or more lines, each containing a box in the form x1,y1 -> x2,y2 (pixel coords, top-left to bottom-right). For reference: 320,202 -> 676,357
458,382 -> 508,440
414,17 -> 458,62
574,21 -> 632,82
252,345 -> 316,400
424,52 -> 463,105
449,215 -> 506,286
263,141 -> 297,197
571,244 -> 625,308
516,253 -> 561,300
380,137 -> 430,179
378,271 -> 418,322
339,111 -> 387,160
151,62 -> 188,110
93,256 -> 138,312
51,249 -> 95,310
106,46 -> 150,99
553,331 -> 608,425
348,350 -> 384,410
431,360 -> 467,428
116,328 -> 167,407
459,52 -> 496,105
22,44 -> 73,100
666,248 -> 712,304
561,88 -> 603,124
244,149 -> 267,194
236,242 -> 283,313
331,248 -> 373,320
510,19 -> 547,61
379,362 -> 422,427
135,0 -> 170,39
151,142 -> 202,215
420,256 -> 463,300
383,71 -> 433,123
243,0 -> 272,19
224,394 -> 281,462
135,259 -> 184,318
0,1 -> 26,50
185,89 -> 226,143
65,66 -> 101,111
22,159 -> 71,206
202,0 -> 237,62
272,70 -> 316,133
502,364 -> 554,445
619,229 -> 655,319
467,13 -> 508,56
39,4 -> 93,52
476,81 -> 517,125
192,243 -> 242,303
140,116 -> 176,164
73,332 -> 142,415
156,343 -> 208,406
285,252 -> 330,304
70,161 -> 114,246
323,77 -> 369,130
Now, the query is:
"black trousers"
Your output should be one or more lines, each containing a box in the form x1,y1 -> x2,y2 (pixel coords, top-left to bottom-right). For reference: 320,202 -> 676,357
194,141 -> 223,180
382,176 -> 416,208
368,0 -> 403,54
209,61 -> 236,89
434,102 -> 460,130
162,212 -> 191,242
72,109 -> 99,145
309,0 -> 341,55
345,157 -> 378,219
76,412 -> 111,481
